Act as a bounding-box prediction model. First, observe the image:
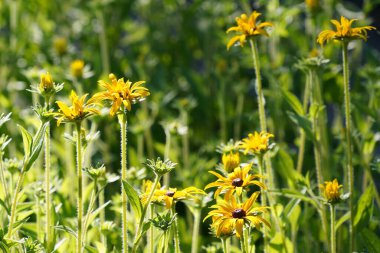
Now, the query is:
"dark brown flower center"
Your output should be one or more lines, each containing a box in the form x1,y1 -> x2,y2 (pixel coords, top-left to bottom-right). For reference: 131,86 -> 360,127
232,178 -> 243,187
165,191 -> 175,197
232,208 -> 246,219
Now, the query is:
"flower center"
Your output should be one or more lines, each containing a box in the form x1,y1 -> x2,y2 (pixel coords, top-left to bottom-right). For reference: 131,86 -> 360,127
232,208 -> 246,219
165,191 -> 175,197
232,178 -> 243,187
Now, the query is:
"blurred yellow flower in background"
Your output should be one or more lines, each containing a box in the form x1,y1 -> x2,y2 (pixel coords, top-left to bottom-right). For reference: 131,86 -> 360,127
239,131 -> 274,155
317,16 -> 376,45
226,11 -> 273,50
222,152 -> 240,172
53,37 -> 68,56
204,192 -> 270,238
39,72 -> 54,92
55,90 -> 99,125
92,73 -> 150,116
205,164 -> 266,198
71,60 -> 85,78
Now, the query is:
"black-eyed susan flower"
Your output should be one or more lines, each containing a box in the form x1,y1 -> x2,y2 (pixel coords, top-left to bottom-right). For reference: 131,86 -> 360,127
91,73 -> 150,116
222,152 -> 240,173
205,164 -> 266,198
55,90 -> 99,125
204,192 -> 270,238
320,179 -> 343,204
239,131 -> 274,155
140,182 -> 205,209
226,11 -> 273,50
317,16 -> 376,45
70,60 -> 85,79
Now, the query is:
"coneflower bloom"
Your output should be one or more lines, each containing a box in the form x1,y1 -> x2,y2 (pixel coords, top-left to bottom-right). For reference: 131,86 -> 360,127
222,152 -> 240,173
205,164 -> 265,198
140,182 -> 205,209
55,90 -> 99,125
204,192 -> 270,238
92,73 -> 150,116
317,16 -> 376,45
320,179 -> 343,203
226,11 -> 273,50
239,131 -> 274,155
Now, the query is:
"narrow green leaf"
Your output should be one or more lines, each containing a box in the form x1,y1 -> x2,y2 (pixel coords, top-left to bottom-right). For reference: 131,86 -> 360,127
17,125 -> 32,159
88,200 -> 111,226
335,211 -> 350,231
354,184 -> 374,232
282,89 -> 304,116
54,225 -> 77,238
122,180 -> 143,220
24,122 -> 48,172
287,111 -> 314,141
134,221 -> 151,246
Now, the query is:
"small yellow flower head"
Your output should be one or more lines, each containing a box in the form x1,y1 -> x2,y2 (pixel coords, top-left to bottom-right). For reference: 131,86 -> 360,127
70,60 -> 85,78
226,11 -> 273,50
53,37 -> 68,55
317,16 -> 376,45
204,192 -> 270,238
55,90 -> 99,126
92,73 -> 150,116
222,152 -> 240,172
320,179 -> 342,203
305,0 -> 319,12
239,131 -> 274,155
39,72 -> 54,94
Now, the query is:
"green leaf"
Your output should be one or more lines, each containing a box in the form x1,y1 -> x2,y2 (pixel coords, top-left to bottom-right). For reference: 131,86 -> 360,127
122,180 -> 142,220
0,198 -> 10,215
274,149 -> 303,188
24,122 -> 48,172
354,184 -> 374,232
286,111 -> 314,141
17,125 -> 32,159
360,228 -> 380,253
88,201 -> 111,226
84,245 -> 98,253
269,233 -> 294,253
54,225 -> 77,238
281,89 -> 304,116
335,211 -> 350,231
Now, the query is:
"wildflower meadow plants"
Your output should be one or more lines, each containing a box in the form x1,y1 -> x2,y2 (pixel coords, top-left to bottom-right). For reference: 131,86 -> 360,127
0,1 -> 379,253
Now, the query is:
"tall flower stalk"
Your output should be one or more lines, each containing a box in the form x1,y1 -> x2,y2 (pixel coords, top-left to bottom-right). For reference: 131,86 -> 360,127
91,73 -> 150,253
317,16 -> 375,251
76,122 -> 84,253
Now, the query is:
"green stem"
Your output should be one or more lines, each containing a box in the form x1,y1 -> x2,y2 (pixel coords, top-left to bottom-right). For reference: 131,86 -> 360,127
149,205 -> 155,253
191,209 -> 201,253
132,174 -> 162,252
342,42 -> 354,252
45,120 -> 52,252
258,156 -> 269,253
6,169 -> 25,238
119,113 -> 129,253
330,204 -> 336,253
36,196 -> 42,241
82,182 -> 98,243
99,189 -> 106,246
163,129 -> 171,186
76,122 -> 83,253
96,10 -> 110,75
172,207 -> 181,253
240,233 -> 247,253
221,238 -> 230,253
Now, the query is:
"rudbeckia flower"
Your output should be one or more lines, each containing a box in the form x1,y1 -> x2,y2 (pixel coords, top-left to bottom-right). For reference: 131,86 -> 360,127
205,164 -> 266,198
226,11 -> 273,50
92,73 -> 150,116
204,192 -> 270,238
239,131 -> 274,155
140,181 -> 205,209
320,179 -> 343,203
317,16 -> 376,45
222,152 -> 240,173
55,90 -> 99,125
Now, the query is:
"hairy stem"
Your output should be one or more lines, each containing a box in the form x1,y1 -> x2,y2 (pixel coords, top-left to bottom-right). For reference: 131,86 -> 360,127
330,204 -> 336,253
6,169 -> 25,238
76,122 -> 83,253
45,120 -> 52,252
191,209 -> 201,253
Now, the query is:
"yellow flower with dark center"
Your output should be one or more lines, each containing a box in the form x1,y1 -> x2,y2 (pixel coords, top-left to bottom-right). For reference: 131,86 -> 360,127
239,131 -> 274,155
39,72 -> 54,93
92,73 -> 150,116
317,16 -> 376,45
222,152 -> 240,172
226,11 -> 273,50
205,164 -> 266,198
55,90 -> 99,125
140,182 -> 205,209
71,60 -> 85,78
204,192 -> 270,238
320,179 -> 342,203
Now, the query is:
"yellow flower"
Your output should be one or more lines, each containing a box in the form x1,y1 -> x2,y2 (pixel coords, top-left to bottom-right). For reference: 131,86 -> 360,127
320,179 -> 342,203
239,131 -> 274,155
305,0 -> 319,12
226,11 -> 273,50
71,60 -> 85,78
205,164 -> 266,198
55,90 -> 99,125
140,183 -> 205,209
204,192 -> 270,238
39,72 -> 54,93
222,152 -> 240,173
53,37 -> 67,55
92,73 -> 150,116
317,16 -> 376,45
